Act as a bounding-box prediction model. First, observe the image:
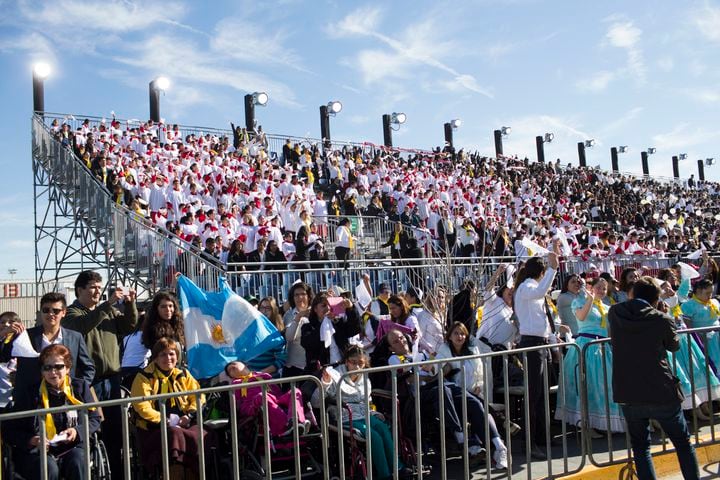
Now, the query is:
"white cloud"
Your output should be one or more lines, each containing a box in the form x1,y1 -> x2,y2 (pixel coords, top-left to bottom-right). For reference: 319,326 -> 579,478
331,7 -> 493,98
0,32 -> 56,63
19,0 -> 189,33
210,18 -> 307,72
657,57 -> 674,71
114,34 -> 300,107
693,3 -> 720,43
652,124 -> 720,151
604,20 -> 646,84
598,107 -> 644,134
682,88 -> 720,104
576,71 -> 616,92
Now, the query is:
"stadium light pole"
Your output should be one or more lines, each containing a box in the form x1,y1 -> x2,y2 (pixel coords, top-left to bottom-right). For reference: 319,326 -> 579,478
577,139 -> 595,167
444,119 -> 461,150
320,100 -> 342,151
149,76 -> 170,123
382,112 -> 407,147
641,148 -> 656,177
33,63 -> 51,116
700,158 -> 716,182
244,92 -> 269,131
672,153 -> 687,179
494,126 -> 511,157
536,132 -> 554,163
610,145 -> 628,172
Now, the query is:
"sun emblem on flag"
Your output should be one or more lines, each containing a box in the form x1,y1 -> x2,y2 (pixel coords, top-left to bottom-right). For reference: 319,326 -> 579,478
211,323 -> 228,344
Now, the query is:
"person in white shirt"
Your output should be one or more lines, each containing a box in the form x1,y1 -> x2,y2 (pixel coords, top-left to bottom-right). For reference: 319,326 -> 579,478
334,217 -> 354,270
513,252 -> 559,460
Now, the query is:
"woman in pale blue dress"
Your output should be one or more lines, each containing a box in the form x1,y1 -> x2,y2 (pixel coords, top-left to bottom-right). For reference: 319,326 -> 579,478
555,277 -> 625,432
681,279 -> 720,408
656,273 -> 720,413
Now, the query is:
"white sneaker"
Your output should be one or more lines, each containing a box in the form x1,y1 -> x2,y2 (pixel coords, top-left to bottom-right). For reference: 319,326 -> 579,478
493,447 -> 508,470
468,445 -> 483,456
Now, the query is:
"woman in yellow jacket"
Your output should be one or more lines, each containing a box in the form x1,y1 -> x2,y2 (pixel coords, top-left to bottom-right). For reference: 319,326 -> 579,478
131,337 -> 208,479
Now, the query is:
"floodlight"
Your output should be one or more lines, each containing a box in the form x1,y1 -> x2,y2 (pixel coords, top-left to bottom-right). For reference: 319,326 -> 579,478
155,76 -> 170,90
584,139 -> 595,148
679,153 -> 688,160
618,146 -> 629,154
33,62 -> 51,79
706,158 -> 716,166
391,112 -> 407,125
544,133 -> 554,143
328,101 -> 342,114
501,126 -> 511,135
647,147 -> 656,155
252,92 -> 269,106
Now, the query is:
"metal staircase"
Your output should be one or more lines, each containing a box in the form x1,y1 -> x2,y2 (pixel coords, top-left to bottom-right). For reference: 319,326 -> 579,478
31,115 -> 223,298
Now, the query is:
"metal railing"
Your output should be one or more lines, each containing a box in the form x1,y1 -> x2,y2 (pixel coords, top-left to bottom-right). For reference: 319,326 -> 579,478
4,331 -> 720,479
0,374 -> 328,480
575,325 -> 720,472
33,115 -> 225,297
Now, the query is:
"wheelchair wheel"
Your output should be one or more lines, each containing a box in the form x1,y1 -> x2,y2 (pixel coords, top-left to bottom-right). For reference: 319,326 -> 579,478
90,436 -> 111,480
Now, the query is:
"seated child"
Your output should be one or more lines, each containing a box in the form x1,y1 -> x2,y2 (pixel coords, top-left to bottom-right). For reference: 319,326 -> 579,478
223,361 -> 309,436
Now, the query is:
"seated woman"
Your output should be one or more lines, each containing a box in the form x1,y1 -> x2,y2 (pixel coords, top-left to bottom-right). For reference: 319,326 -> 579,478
374,328 -> 487,465
252,297 -> 288,377
222,360 -> 308,436
6,344 -> 101,480
131,337 -> 210,479
317,345 -> 411,480
301,293 -> 362,373
435,322 -> 508,470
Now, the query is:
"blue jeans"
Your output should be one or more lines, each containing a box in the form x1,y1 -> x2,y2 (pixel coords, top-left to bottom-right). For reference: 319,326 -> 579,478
621,402 -> 699,480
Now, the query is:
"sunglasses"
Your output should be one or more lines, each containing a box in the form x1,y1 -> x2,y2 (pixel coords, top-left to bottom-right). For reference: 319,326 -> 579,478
42,364 -> 66,372
41,307 -> 63,315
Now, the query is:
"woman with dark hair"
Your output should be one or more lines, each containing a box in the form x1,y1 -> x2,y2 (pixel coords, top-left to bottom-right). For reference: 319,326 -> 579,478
436,322 -> 508,470
301,293 -> 361,373
556,274 -> 583,335
7,344 -> 101,480
476,264 -> 516,349
616,267 -> 639,303
387,295 -> 420,340
555,277 -> 625,433
227,239 -> 247,293
131,338 -> 210,479
283,282 -> 313,378
142,291 -> 186,352
513,252 -> 559,459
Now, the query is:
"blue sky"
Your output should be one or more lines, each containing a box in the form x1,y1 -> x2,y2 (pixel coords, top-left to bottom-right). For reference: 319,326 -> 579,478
1,0 -> 719,280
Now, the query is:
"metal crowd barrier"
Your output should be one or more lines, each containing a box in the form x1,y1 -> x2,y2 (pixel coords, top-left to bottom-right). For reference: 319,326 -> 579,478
222,256 -> 513,303
333,342 -> 585,480
0,374 -> 328,480
575,325 -> 720,472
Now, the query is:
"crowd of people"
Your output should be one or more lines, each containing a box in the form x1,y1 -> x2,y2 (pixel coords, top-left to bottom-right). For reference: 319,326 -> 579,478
2,245 -> 719,478
48,116 -> 720,276
4,115 -> 718,478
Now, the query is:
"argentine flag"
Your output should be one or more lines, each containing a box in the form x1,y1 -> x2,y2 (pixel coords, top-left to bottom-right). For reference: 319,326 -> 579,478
176,275 -> 284,380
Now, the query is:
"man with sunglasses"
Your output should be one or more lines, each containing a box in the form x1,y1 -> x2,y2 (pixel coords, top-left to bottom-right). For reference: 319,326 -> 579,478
0,292 -> 94,391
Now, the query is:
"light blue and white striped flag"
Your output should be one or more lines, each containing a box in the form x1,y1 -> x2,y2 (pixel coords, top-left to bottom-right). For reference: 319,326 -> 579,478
176,275 -> 284,380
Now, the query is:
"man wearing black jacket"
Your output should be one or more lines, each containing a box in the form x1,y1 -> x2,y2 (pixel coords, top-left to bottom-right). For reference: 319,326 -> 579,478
608,277 -> 699,480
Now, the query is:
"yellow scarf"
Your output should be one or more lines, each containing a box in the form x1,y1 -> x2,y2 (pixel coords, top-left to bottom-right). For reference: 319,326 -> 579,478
393,232 -> 400,245
671,304 -> 682,319
593,299 -> 608,328
346,226 -> 354,248
235,374 -> 255,397
476,306 -> 484,330
40,376 -> 85,440
693,295 -> 720,319
153,368 -> 177,407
